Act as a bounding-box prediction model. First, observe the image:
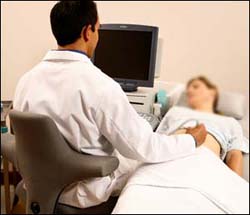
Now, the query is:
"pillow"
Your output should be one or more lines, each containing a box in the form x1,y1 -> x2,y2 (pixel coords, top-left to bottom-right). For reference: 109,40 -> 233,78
217,92 -> 246,120
176,91 -> 246,120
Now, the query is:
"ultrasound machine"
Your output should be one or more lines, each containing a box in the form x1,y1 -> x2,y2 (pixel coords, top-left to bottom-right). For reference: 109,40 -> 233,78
92,24 -> 160,130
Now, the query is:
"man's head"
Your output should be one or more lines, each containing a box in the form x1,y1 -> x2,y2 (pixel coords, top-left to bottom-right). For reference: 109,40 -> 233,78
186,76 -> 219,113
50,1 -> 99,58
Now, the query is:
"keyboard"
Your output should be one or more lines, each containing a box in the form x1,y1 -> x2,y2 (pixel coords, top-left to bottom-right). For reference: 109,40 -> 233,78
137,112 -> 160,131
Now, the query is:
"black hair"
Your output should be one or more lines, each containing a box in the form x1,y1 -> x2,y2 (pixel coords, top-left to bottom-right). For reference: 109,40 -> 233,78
50,1 -> 98,46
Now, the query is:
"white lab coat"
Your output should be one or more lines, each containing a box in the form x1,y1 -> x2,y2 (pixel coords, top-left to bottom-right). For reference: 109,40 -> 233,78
13,50 -> 196,208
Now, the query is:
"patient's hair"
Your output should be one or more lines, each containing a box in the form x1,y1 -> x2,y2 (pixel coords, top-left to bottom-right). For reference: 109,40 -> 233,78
50,1 -> 98,46
187,76 -> 219,113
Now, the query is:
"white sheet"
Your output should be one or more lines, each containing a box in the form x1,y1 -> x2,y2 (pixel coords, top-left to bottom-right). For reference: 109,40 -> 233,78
112,146 -> 249,214
113,184 -> 225,214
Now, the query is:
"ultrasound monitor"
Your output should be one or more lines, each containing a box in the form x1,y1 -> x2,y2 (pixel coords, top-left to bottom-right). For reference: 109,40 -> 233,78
92,24 -> 158,92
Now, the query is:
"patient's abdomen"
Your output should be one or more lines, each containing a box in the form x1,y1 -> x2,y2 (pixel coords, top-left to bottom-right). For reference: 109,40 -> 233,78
174,129 -> 221,157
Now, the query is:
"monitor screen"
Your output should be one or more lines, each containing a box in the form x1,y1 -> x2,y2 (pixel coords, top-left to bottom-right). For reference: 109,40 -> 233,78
94,29 -> 152,81
92,24 -> 158,89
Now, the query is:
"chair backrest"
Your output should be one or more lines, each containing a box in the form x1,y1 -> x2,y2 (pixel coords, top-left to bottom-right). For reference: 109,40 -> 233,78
9,110 -> 119,214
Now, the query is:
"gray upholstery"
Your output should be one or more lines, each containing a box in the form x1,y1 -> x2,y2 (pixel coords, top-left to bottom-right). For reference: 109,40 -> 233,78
8,110 -> 119,214
1,133 -> 17,167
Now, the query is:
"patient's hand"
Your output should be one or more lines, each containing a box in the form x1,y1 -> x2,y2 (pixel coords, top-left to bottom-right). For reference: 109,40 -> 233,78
186,124 -> 207,147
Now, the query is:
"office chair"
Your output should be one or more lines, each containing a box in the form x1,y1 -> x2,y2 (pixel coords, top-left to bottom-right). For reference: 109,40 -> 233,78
5,110 -> 119,214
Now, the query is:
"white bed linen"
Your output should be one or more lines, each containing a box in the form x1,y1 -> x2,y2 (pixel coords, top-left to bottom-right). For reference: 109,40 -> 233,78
112,146 -> 249,214
112,184 -> 225,214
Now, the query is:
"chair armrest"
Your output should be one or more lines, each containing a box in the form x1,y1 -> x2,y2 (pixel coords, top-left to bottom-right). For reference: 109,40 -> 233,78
60,151 -> 120,179
1,133 -> 17,168
243,153 -> 249,182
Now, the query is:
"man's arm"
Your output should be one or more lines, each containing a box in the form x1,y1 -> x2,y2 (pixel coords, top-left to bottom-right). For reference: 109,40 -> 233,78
225,150 -> 243,176
94,83 -> 206,163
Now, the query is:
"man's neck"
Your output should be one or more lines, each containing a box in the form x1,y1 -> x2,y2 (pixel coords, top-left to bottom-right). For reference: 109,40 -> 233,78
58,43 -> 88,56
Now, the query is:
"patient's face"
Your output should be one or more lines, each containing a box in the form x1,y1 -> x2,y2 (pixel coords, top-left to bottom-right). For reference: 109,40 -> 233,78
187,80 -> 215,109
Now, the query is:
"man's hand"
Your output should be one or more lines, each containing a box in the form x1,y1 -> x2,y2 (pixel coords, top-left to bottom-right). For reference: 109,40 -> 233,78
186,124 -> 207,147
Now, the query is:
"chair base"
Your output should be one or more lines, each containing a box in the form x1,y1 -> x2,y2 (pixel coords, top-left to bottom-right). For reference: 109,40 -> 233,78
54,197 -> 118,214
15,180 -> 118,214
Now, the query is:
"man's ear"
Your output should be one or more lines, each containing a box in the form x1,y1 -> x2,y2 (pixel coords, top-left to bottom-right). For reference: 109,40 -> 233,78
81,25 -> 92,42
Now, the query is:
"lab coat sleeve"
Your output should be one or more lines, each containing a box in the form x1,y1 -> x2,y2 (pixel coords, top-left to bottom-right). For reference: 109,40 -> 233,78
94,84 -> 196,163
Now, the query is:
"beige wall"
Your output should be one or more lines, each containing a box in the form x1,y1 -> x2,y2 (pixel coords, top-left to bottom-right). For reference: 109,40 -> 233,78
1,1 -> 249,100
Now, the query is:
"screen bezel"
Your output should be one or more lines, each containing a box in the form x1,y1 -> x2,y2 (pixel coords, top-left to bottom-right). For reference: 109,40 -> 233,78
92,24 -> 158,88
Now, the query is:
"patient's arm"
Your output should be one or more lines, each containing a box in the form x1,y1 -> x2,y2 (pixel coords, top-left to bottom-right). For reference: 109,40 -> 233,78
225,150 -> 243,177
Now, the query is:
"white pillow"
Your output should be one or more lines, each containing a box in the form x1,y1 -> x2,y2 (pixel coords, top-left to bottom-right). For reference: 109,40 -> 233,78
217,92 -> 246,120
175,91 -> 246,120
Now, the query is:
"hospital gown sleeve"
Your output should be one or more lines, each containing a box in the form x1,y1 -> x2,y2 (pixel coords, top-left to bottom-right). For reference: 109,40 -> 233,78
227,119 -> 249,154
94,83 -> 196,163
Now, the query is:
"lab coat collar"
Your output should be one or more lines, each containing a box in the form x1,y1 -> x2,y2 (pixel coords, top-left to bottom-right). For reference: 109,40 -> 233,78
43,50 -> 92,63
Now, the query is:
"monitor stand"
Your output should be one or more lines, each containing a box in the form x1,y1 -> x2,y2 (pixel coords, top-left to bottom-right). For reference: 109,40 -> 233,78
119,82 -> 138,92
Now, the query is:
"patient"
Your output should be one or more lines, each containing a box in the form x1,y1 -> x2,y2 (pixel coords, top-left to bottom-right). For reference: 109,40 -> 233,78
166,76 -> 249,176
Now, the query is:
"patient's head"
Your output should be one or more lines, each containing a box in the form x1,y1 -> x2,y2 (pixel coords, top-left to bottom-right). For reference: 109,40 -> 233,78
187,76 -> 219,113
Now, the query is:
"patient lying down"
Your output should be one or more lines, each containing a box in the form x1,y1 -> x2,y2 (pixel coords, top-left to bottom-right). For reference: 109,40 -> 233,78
161,76 -> 249,176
